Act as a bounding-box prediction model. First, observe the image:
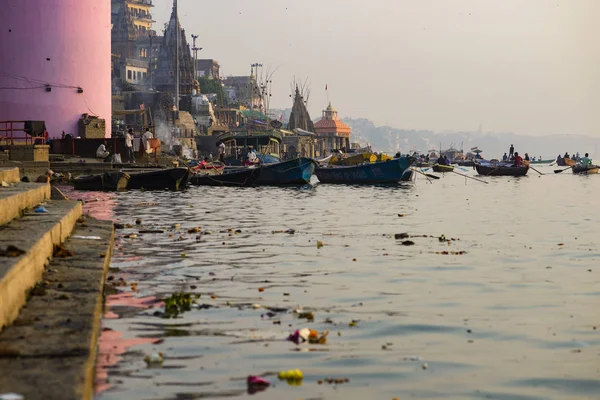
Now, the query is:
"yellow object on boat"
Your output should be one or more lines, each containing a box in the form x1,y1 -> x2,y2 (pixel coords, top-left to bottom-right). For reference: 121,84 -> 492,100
330,153 -> 378,166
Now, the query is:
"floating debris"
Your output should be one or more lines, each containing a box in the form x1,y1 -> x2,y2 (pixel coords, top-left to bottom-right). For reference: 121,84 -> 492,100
394,233 -> 409,239
278,369 -> 303,381
162,293 -> 193,318
247,376 -> 270,393
144,352 -> 164,366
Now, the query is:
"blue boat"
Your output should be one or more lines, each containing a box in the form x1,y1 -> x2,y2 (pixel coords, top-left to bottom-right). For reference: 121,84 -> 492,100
315,156 -> 413,184
256,157 -> 317,185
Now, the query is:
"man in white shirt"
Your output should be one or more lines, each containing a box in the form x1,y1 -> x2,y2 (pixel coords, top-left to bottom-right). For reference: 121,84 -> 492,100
96,141 -> 110,161
125,128 -> 135,163
142,127 -> 153,153
247,147 -> 258,165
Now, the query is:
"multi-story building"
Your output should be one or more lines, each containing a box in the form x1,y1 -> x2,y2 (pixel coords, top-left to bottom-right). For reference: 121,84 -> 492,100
111,0 -> 158,87
196,59 -> 220,80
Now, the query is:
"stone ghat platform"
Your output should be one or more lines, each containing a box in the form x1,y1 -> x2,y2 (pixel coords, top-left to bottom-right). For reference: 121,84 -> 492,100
0,167 -> 114,399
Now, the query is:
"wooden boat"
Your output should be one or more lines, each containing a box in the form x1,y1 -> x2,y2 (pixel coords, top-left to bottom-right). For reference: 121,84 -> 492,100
127,168 -> 191,190
475,164 -> 529,176
572,165 -> 599,175
73,172 -> 129,191
432,164 -> 454,173
255,157 -> 316,185
315,156 -> 413,184
455,160 -> 475,167
557,157 -> 577,167
191,162 -> 225,176
530,159 -> 553,164
190,167 -> 262,186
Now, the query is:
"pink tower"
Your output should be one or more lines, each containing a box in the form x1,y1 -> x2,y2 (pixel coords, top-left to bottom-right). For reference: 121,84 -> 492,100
0,0 -> 111,138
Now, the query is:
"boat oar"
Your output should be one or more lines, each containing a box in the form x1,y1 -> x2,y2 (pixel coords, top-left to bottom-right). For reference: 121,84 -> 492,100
450,170 -> 489,184
554,165 -> 574,174
412,168 -> 439,181
529,166 -> 544,175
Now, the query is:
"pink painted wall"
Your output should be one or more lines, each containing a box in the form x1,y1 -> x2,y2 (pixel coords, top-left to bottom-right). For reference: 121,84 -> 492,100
0,0 -> 111,138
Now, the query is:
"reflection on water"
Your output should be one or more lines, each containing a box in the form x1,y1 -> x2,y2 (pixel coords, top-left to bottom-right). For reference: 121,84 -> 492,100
88,167 -> 599,399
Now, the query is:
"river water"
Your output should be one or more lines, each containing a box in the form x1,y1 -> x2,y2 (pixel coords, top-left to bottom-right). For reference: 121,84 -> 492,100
66,164 -> 599,400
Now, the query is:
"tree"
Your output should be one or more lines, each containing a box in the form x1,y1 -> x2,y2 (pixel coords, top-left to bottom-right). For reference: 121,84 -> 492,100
198,76 -> 225,105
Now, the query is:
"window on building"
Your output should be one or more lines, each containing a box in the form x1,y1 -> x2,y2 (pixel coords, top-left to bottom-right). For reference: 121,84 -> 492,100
143,72 -> 147,79
127,70 -> 132,80
137,71 -> 142,80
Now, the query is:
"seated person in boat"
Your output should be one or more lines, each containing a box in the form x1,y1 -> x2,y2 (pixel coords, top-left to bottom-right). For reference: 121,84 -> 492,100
436,155 -> 445,165
512,152 -> 523,167
245,146 -> 259,166
502,153 -> 508,161
96,141 -> 111,162
579,153 -> 592,167
564,152 -> 570,159
443,156 -> 451,165
524,153 -> 530,161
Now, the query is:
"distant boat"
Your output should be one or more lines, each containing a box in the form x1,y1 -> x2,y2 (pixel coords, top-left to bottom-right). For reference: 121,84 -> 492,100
529,159 -> 553,164
556,157 -> 577,167
475,164 -> 529,177
315,156 -> 413,184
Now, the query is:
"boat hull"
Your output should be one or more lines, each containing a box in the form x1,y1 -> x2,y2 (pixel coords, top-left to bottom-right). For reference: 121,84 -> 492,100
256,157 -> 316,185
475,164 -> 529,176
432,164 -> 454,173
572,165 -> 599,175
557,157 -> 577,167
456,160 -> 475,167
73,172 -> 129,191
127,168 -> 190,190
315,157 -> 413,184
190,168 -> 262,186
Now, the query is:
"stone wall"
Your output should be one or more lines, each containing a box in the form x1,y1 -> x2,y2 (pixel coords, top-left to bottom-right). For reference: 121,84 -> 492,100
8,145 -> 49,162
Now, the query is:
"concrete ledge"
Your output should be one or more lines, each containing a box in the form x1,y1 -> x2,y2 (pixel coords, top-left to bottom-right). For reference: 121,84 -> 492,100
0,200 -> 82,330
0,182 -> 51,226
0,167 -> 20,183
0,216 -> 114,400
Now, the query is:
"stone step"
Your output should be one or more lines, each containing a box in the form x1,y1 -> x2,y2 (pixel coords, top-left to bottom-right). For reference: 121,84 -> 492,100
0,182 -> 51,226
0,200 -> 82,330
0,167 -> 20,183
0,216 -> 114,400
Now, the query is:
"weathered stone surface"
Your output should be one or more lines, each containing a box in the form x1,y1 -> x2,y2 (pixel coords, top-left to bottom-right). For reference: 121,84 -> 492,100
0,200 -> 82,330
0,181 -> 50,225
0,217 -> 114,400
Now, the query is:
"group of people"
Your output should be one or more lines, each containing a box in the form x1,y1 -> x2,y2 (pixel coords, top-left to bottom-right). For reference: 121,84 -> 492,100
96,127 -> 154,163
436,155 -> 451,165
213,142 -> 260,166
557,152 -> 587,163
501,144 -> 536,167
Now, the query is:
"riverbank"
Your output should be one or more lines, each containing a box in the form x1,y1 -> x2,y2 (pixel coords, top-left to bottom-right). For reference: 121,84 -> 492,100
0,167 -> 114,399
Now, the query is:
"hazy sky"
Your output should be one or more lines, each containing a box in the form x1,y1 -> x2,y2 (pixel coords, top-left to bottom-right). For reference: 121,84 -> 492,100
153,0 -> 599,136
